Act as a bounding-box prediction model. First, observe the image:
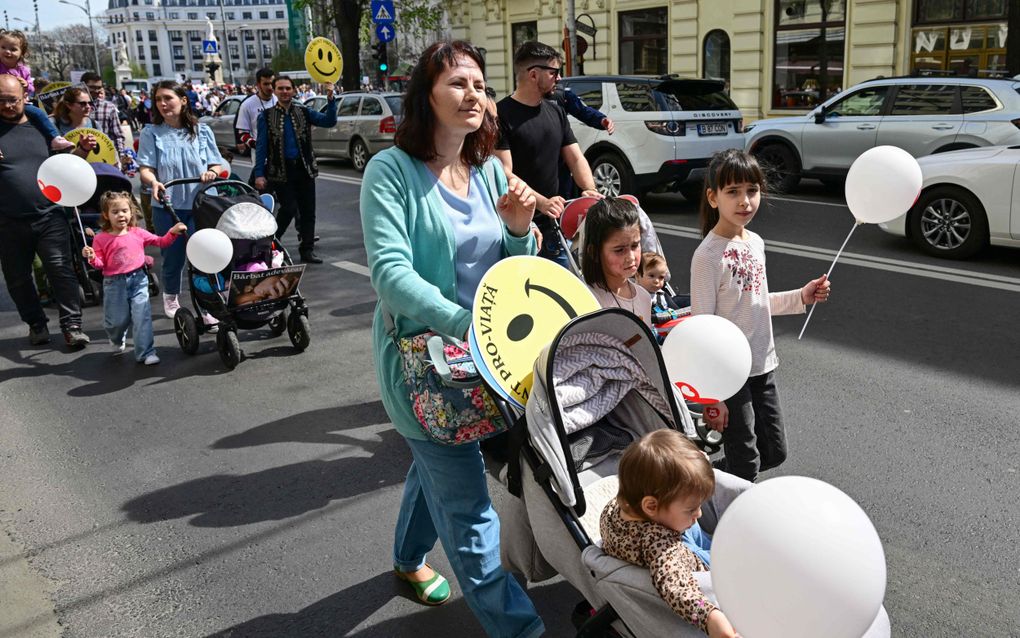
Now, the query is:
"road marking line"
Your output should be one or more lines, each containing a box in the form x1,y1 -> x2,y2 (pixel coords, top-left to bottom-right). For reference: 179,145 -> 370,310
654,223 -> 1020,293
234,159 -> 364,186
332,260 -> 371,277
768,195 -> 849,208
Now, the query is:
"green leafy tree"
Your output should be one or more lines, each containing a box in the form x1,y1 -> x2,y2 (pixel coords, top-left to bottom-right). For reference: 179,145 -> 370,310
270,46 -> 306,72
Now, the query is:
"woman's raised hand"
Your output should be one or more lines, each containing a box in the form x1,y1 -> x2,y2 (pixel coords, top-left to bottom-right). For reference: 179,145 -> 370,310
496,176 -> 536,237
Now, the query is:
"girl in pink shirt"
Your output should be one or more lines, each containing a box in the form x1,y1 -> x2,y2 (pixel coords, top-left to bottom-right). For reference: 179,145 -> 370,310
83,192 -> 186,365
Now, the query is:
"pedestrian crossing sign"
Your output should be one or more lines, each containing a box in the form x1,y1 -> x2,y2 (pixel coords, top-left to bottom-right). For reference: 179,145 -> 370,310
202,40 -> 218,54
370,0 -> 395,24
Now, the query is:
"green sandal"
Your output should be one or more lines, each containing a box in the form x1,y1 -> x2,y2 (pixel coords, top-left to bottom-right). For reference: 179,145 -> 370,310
394,564 -> 452,606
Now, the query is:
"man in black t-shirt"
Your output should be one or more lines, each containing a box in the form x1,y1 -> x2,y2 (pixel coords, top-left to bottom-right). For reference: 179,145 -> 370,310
495,41 -> 599,268
0,75 -> 94,348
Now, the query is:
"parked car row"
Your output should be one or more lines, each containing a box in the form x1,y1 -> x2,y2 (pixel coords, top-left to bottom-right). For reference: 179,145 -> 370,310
199,92 -> 402,172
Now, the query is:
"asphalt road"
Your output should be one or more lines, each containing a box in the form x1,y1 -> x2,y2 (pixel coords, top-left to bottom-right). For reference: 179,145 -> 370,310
0,162 -> 1017,637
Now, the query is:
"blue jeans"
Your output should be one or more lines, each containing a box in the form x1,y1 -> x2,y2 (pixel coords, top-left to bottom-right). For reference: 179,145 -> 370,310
394,438 -> 544,638
154,206 -> 195,295
537,225 -> 570,270
103,268 -> 155,360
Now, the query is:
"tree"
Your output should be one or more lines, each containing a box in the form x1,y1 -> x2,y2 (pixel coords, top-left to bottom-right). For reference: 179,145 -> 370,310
33,24 -> 108,81
270,46 -> 305,72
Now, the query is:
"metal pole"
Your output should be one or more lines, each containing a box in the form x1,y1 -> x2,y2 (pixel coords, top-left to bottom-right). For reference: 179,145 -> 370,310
218,0 -> 232,85
565,0 -> 576,77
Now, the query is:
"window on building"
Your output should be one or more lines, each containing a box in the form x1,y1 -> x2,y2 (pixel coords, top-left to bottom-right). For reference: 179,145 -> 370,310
259,29 -> 270,39
146,12 -> 154,19
259,11 -> 269,19
773,0 -> 846,109
175,63 -> 185,72
276,10 -> 284,18
193,63 -> 203,72
228,33 -> 238,41
511,21 -> 537,58
242,11 -> 252,19
133,12 -> 139,20
915,0 -> 1006,23
244,31 -> 254,41
189,31 -> 201,40
137,45 -> 145,58
153,63 -> 161,75
703,29 -> 730,85
169,12 -> 178,19
226,12 -> 234,19
261,44 -> 272,57
188,12 -> 198,19
136,31 -> 143,41
170,30 -> 182,41
889,84 -> 957,115
246,44 -> 256,57
173,45 -> 184,58
229,44 -> 239,58
150,45 -> 159,59
910,23 -> 1008,76
191,45 -> 202,57
207,12 -> 216,19
148,30 -> 157,41
619,8 -> 668,75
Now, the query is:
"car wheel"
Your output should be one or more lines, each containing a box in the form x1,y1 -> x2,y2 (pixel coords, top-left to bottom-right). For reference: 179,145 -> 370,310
591,153 -> 634,198
909,186 -> 988,259
753,143 -> 801,193
350,138 -> 369,172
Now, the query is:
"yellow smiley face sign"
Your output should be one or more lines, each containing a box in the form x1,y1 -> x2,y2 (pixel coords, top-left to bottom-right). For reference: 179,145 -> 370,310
63,127 -> 118,166
470,256 -> 600,409
304,37 -> 343,85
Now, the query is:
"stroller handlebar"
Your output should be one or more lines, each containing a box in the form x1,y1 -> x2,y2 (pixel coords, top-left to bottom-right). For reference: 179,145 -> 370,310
155,178 -> 257,221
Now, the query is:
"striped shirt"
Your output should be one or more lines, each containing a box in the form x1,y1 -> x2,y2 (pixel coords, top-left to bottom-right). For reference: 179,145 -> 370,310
690,230 -> 804,376
91,98 -> 126,155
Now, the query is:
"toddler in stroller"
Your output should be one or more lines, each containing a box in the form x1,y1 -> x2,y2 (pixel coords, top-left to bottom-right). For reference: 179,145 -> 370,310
634,252 -> 690,344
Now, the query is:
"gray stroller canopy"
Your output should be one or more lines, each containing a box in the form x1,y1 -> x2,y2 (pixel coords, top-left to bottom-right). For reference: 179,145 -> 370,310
215,202 -> 278,240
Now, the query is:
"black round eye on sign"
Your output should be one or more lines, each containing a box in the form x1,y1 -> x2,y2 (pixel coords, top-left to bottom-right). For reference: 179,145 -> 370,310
327,51 -> 333,63
317,49 -> 323,60
506,279 -> 578,342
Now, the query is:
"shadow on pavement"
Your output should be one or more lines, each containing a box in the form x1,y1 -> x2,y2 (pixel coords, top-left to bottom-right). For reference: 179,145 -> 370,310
212,401 -> 389,448
122,403 -> 408,526
205,574 -> 579,637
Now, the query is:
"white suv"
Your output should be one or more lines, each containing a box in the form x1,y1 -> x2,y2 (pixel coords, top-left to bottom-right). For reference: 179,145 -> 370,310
744,75 -> 1020,192
559,76 -> 745,199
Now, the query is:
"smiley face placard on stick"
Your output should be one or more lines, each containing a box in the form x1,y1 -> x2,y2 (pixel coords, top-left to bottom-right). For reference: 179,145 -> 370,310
63,128 -> 118,166
304,37 -> 343,85
471,256 -> 600,408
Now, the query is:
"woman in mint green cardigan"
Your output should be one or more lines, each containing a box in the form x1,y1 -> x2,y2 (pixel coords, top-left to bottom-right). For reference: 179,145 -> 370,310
360,42 -> 544,637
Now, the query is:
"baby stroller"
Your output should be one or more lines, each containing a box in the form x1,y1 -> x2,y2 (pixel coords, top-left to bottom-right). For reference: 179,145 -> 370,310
65,162 -> 160,307
553,197 -> 717,451
491,308 -> 891,638
160,177 -> 311,370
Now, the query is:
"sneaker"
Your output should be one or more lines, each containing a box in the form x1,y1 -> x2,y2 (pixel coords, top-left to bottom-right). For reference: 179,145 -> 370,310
200,311 -> 219,333
142,353 -> 160,365
29,323 -> 50,345
300,250 -> 323,264
63,328 -> 91,348
111,338 -> 127,355
163,293 -> 180,318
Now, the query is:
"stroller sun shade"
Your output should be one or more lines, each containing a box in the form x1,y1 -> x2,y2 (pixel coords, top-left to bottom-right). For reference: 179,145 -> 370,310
215,202 -> 278,240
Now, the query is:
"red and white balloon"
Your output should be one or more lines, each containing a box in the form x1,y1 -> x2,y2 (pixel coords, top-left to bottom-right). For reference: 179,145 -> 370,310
36,153 -> 97,207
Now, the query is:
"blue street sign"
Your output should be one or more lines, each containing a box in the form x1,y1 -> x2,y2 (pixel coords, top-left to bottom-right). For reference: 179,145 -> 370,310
202,40 -> 218,54
370,0 -> 395,24
376,23 -> 395,43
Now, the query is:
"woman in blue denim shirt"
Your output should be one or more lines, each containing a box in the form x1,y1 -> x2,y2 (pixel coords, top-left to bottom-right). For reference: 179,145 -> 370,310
137,80 -> 223,326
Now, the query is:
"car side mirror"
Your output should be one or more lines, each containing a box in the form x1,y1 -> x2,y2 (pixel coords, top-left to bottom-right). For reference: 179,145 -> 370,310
814,109 -> 827,124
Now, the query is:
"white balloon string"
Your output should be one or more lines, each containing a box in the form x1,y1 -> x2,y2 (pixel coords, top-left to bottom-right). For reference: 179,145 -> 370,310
798,221 -> 859,340
74,206 -> 88,246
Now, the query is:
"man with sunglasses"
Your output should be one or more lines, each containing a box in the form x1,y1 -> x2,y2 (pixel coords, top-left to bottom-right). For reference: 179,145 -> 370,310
495,41 -> 599,268
81,72 -> 128,169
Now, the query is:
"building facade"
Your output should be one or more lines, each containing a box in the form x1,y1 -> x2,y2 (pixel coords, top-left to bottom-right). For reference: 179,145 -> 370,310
103,0 -> 294,84
447,0 -> 1010,120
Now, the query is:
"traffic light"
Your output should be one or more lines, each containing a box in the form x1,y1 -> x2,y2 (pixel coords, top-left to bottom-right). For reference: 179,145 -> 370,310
372,42 -> 388,82
205,61 -> 220,79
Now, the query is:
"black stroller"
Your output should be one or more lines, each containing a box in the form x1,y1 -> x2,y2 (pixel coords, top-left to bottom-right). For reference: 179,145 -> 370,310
65,162 -> 159,307
160,177 -> 311,370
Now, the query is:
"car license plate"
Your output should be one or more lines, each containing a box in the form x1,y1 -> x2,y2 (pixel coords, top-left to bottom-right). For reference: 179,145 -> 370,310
697,123 -> 728,136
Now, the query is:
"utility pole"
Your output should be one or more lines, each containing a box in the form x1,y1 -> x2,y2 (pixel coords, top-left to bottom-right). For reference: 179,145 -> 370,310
565,0 -> 576,77
217,0 -> 233,85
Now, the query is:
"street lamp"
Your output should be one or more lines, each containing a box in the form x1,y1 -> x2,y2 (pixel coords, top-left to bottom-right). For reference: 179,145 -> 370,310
217,0 -> 233,86
58,0 -> 101,75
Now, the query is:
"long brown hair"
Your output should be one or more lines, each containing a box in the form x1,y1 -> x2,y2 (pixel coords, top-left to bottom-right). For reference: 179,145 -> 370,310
580,197 -> 640,291
52,87 -> 91,124
394,40 -> 497,167
698,148 -> 767,237
151,80 -> 199,139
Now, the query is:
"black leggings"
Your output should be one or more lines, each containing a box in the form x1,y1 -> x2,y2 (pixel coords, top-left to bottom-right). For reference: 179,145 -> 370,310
721,371 -> 788,482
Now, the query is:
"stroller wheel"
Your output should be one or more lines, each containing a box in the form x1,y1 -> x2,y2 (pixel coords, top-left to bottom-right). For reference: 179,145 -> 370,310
174,308 -> 200,355
287,311 -> 310,351
217,328 -> 243,370
267,309 -> 288,337
147,271 -> 160,298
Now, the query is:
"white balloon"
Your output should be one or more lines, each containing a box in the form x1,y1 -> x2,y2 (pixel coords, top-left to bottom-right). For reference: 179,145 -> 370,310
660,315 -> 751,404
186,228 -> 233,274
36,153 -> 97,207
712,476 -> 887,638
845,145 -> 922,224
217,159 -> 232,180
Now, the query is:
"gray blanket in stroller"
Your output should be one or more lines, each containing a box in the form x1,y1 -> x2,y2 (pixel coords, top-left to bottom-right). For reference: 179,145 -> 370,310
553,332 -> 672,435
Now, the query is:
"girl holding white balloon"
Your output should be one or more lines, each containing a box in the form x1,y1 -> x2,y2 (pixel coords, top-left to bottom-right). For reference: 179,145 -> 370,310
82,191 -> 186,364
136,80 -> 224,327
690,149 -> 831,483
